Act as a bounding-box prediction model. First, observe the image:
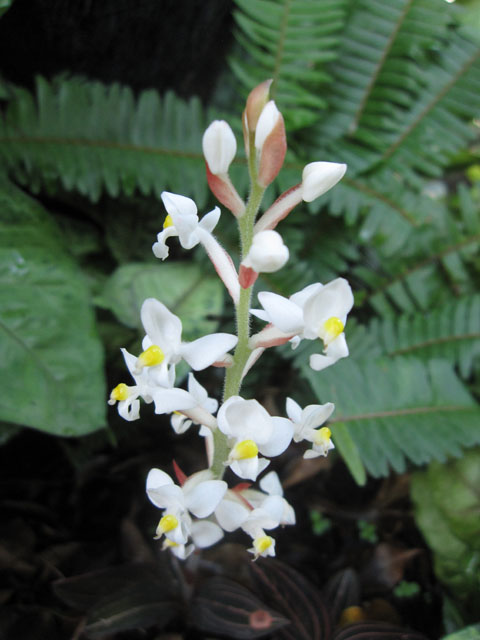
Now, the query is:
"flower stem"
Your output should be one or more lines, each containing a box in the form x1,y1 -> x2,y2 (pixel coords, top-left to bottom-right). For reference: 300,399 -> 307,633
211,143 -> 265,478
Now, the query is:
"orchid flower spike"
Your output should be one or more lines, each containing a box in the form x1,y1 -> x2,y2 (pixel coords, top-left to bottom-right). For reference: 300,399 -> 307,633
239,230 -> 289,288
250,278 -> 354,371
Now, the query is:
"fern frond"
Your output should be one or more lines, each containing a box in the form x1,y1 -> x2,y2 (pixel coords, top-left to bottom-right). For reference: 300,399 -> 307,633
231,0 -> 348,129
366,29 -> 480,177
317,0 -> 453,144
0,76 -> 211,205
355,230 -> 480,316
361,296 -> 480,378
303,357 -> 480,477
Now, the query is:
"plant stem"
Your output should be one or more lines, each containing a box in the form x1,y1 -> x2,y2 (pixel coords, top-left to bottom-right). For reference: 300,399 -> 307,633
211,139 -> 265,478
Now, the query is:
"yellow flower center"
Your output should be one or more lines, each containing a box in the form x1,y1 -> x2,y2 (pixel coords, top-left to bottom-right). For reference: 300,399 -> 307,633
163,214 -> 174,229
254,535 -> 273,555
321,316 -> 344,345
138,344 -> 165,367
157,514 -> 179,534
313,426 -> 331,446
233,439 -> 259,460
110,383 -> 130,402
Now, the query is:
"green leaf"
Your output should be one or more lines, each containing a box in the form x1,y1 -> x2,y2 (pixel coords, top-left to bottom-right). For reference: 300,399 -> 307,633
0,77 -> 210,205
411,450 -> 480,620
0,178 -> 106,435
330,422 -> 366,486
98,262 -> 225,341
441,625 -> 480,640
300,355 -> 480,477
0,0 -> 14,19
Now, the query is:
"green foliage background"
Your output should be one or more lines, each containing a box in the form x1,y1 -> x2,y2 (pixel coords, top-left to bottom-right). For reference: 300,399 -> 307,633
0,0 -> 479,475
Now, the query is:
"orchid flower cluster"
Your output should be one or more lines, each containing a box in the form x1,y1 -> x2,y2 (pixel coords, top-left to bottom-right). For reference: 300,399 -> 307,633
109,80 -> 353,561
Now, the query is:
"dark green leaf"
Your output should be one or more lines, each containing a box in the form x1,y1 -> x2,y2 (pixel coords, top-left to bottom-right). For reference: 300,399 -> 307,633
0,178 -> 105,436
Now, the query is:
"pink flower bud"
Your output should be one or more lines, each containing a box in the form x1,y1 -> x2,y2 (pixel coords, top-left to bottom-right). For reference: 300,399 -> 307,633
254,102 -> 286,188
202,120 -> 237,175
301,162 -> 347,202
244,79 -> 273,135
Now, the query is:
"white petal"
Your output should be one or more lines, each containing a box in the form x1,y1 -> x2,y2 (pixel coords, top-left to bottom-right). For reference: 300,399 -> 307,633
217,397 -> 273,443
326,333 -> 349,359
191,520 -> 224,548
185,480 -> 227,518
242,230 -> 289,274
152,227 -> 177,260
161,191 -> 198,218
249,308 -> 270,322
309,353 -> 337,372
260,495 -> 286,524
147,484 -> 184,510
215,497 -> 250,531
152,388 -> 198,414
303,278 -> 354,332
187,372 -> 208,403
257,291 -> 304,334
199,206 -> 221,234
258,417 -> 294,457
259,471 -> 283,496
141,298 -> 182,352
285,397 -> 302,424
301,402 -> 335,430
290,282 -> 323,308
146,468 -> 173,491
180,333 -> 237,370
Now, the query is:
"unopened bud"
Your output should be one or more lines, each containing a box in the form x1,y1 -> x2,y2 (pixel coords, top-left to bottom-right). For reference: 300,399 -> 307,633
202,120 -> 237,175
301,162 -> 347,202
242,230 -> 289,274
244,79 -> 273,135
255,101 -> 287,188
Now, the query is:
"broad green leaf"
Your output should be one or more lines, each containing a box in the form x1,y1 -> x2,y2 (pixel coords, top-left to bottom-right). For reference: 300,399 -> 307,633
0,178 -> 106,436
98,262 -> 225,341
300,355 -> 480,477
411,450 -> 480,620
442,626 -> 480,640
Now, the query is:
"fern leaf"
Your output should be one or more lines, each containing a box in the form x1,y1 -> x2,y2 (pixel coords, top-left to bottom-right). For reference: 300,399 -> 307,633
357,296 -> 480,378
303,356 -> 480,477
317,0 -> 452,144
356,230 -> 480,316
231,0 -> 348,129
0,76 -> 211,205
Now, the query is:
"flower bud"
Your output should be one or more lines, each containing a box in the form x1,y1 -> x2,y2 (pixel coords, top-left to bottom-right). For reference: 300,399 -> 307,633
244,79 -> 273,136
241,230 -> 289,281
254,101 -> 287,188
202,120 -> 237,175
301,162 -> 347,202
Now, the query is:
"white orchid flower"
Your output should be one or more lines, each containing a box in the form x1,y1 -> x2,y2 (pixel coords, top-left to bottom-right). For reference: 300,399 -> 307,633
286,397 -> 335,459
153,192 -> 240,303
250,278 -> 354,371
217,396 -> 294,481
153,192 -> 220,260
108,348 -> 155,421
146,468 -> 227,546
136,298 -> 237,387
161,520 -> 224,559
